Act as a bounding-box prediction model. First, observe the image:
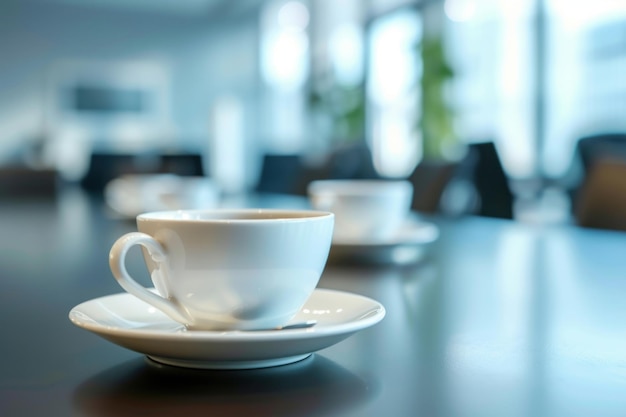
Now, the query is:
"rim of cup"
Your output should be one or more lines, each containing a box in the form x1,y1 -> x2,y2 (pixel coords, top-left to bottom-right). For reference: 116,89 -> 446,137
137,208 -> 334,223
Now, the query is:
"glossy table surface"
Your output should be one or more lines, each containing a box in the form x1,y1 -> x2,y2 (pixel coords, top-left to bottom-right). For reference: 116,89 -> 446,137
1,188 -> 625,417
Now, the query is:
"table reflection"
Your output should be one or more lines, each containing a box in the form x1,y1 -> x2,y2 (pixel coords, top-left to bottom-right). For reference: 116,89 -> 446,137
74,355 -> 377,417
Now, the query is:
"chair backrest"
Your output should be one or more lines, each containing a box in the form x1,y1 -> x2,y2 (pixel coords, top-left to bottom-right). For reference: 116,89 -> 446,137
576,133 -> 626,174
322,143 -> 380,180
571,133 -> 626,214
464,142 -> 514,219
407,161 -> 459,213
255,154 -> 306,195
80,152 -> 204,193
255,144 -> 382,196
160,154 -> 205,177
575,159 -> 626,231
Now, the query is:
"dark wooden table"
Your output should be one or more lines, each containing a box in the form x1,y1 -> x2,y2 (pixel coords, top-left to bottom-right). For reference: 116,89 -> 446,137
1,188 -> 625,416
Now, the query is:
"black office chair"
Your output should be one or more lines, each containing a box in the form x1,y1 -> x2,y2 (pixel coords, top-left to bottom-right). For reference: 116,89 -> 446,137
255,154 -> 307,195
454,141 -> 515,219
256,144 -> 382,196
160,153 -> 205,177
407,160 -> 459,213
80,152 -> 205,193
321,142 -> 381,180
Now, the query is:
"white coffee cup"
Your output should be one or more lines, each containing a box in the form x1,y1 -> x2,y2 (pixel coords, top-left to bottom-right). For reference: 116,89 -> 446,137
104,174 -> 220,217
308,179 -> 413,242
109,209 -> 334,330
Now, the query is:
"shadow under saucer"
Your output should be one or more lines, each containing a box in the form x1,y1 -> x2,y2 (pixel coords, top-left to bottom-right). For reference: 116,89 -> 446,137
73,354 -> 377,417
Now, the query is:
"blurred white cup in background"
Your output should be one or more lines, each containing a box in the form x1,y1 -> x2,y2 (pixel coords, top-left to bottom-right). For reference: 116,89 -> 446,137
308,179 -> 413,243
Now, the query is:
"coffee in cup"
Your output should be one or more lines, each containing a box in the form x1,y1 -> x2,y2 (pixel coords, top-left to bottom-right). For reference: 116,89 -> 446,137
109,209 -> 334,331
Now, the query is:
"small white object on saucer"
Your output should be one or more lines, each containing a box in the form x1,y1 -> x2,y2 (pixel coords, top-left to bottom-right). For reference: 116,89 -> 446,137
329,219 -> 439,264
69,288 -> 385,370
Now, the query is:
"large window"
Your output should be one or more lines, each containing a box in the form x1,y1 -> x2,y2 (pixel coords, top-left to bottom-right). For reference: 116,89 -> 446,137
445,0 -> 536,179
366,7 -> 422,178
445,0 -> 626,184
543,0 -> 626,179
260,0 -> 310,153
365,1 -> 536,180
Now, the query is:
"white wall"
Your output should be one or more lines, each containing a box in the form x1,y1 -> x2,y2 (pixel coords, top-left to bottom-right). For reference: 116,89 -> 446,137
0,0 -> 261,182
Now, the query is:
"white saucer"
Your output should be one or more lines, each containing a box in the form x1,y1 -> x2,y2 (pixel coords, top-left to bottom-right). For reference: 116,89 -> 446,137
69,288 -> 385,370
330,219 -> 439,264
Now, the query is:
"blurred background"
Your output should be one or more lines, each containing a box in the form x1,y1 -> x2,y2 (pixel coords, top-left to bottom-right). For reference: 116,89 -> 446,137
1,0 -> 626,228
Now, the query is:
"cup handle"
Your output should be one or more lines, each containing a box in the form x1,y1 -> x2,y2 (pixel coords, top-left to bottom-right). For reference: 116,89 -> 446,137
109,232 -> 188,324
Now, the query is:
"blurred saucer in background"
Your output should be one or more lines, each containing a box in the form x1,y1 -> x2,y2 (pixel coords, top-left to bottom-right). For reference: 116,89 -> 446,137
328,219 -> 439,265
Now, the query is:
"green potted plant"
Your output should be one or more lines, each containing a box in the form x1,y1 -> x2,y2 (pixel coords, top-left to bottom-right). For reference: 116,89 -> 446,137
308,82 -> 366,144
417,33 -> 457,161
